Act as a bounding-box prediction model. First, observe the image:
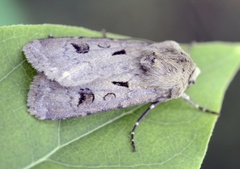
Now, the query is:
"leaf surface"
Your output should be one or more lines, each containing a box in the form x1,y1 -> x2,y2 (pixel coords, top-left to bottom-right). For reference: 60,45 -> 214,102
0,24 -> 239,169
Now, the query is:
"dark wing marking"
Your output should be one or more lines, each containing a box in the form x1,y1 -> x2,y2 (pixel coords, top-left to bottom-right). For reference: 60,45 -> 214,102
28,74 -> 172,120
23,37 -> 149,87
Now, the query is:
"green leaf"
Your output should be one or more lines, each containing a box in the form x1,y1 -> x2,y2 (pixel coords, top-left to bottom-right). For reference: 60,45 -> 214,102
0,24 -> 239,169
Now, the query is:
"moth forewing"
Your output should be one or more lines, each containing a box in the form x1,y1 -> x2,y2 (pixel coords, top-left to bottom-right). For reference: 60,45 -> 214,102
23,37 -> 218,152
23,38 -> 150,87
27,73 -> 174,120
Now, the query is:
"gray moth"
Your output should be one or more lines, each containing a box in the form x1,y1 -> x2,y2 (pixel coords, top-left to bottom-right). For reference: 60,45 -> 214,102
23,37 -> 218,152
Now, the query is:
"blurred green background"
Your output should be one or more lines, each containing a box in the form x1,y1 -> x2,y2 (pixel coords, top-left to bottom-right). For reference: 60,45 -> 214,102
0,0 -> 239,168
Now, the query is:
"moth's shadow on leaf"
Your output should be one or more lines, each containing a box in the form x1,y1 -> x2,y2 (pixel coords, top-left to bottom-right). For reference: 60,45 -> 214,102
21,51 -> 37,89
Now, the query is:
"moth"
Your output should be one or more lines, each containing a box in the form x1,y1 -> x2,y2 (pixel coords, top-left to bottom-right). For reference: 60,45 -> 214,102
23,37 -> 218,152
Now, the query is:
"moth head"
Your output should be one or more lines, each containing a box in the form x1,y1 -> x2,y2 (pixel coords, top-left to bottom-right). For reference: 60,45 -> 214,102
188,67 -> 201,86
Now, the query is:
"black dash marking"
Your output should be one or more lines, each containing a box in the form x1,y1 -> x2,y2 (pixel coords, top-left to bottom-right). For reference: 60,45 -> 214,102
112,50 -> 126,56
71,43 -> 89,54
112,81 -> 129,88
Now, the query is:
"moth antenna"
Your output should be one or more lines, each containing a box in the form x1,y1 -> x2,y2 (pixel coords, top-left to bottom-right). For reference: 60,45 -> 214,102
131,101 -> 162,152
182,93 -> 219,115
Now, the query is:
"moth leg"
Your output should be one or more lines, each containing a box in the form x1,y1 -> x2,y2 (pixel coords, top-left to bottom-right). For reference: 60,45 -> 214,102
182,93 -> 219,115
131,101 -> 162,152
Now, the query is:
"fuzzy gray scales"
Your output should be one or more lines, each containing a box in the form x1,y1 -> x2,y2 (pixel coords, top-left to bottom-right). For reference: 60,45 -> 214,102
23,37 -> 197,120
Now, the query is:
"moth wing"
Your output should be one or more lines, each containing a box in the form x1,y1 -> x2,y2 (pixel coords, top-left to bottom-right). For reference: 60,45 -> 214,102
23,37 -> 148,87
28,74 -> 171,120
